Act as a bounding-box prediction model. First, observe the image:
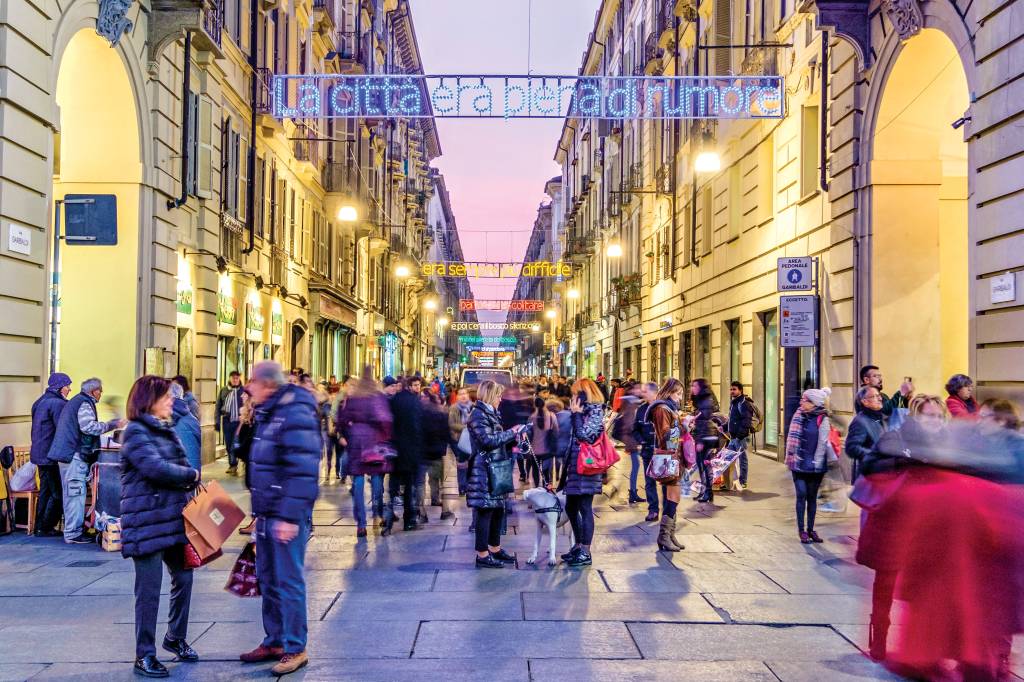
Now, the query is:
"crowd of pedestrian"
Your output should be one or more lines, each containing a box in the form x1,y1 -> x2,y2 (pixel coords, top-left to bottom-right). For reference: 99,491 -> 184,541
16,357 -> 1024,679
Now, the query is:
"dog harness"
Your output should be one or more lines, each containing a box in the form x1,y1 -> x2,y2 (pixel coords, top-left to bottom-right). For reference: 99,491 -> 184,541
520,432 -> 563,515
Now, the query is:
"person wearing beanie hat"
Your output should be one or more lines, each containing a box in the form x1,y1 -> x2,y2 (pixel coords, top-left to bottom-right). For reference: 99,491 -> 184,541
784,386 -> 834,544
30,373 -> 73,536
382,376 -> 400,395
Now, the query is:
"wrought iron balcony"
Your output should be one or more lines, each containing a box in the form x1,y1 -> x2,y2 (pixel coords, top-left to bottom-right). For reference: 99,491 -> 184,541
741,46 -> 780,76
255,68 -> 274,114
628,162 -> 643,191
657,0 -> 677,49
220,212 -> 244,265
644,32 -> 663,74
149,0 -> 225,60
293,123 -> 322,168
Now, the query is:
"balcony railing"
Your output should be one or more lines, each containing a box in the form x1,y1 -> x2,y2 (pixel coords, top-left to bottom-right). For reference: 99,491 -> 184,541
741,46 -> 780,76
657,0 -> 676,47
644,32 -> 662,72
611,273 -> 642,308
293,123 -> 322,168
628,162 -> 643,191
202,0 -> 224,48
220,213 -> 244,265
255,67 -> 273,114
270,244 -> 288,285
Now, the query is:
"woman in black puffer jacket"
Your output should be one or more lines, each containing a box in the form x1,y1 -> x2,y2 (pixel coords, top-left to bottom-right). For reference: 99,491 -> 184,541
689,378 -> 720,503
119,375 -> 200,678
466,380 -> 525,569
559,378 -> 607,567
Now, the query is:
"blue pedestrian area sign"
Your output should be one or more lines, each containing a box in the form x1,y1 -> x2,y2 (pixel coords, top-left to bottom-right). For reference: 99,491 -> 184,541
777,256 -> 814,291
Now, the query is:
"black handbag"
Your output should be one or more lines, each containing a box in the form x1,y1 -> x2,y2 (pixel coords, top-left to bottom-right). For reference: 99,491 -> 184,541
485,453 -> 514,496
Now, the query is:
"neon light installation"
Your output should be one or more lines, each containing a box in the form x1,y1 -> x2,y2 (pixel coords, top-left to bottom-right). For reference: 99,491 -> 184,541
460,299 -> 545,312
422,261 -> 572,278
271,74 -> 784,121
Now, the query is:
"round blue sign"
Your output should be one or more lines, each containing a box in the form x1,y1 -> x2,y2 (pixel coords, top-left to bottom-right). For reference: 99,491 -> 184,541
787,270 -> 803,284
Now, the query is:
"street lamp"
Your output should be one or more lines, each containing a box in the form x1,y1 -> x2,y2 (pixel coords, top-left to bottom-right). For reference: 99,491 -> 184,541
545,309 -> 557,320
694,150 -> 722,174
338,205 -> 358,222
424,298 -> 438,311
437,316 -> 449,327
395,264 -> 411,279
606,243 -> 623,258
531,323 -> 541,332
566,287 -> 580,299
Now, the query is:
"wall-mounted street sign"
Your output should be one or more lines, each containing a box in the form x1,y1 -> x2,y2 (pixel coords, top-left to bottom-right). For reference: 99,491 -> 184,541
780,295 -> 818,348
422,261 -> 572,278
777,257 -> 814,291
271,74 -> 785,121
460,299 -> 545,312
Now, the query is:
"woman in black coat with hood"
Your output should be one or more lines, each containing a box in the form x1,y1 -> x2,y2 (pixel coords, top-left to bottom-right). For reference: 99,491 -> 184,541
120,375 -> 200,678
558,378 -> 607,567
466,380 -> 525,568
689,378 -> 720,503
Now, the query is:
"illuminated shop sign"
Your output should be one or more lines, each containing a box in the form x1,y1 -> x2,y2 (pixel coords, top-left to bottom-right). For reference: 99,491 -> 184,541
458,335 -> 518,346
451,322 -> 538,331
271,74 -> 784,120
422,261 -> 572,278
459,299 -> 545,312
470,350 -> 516,367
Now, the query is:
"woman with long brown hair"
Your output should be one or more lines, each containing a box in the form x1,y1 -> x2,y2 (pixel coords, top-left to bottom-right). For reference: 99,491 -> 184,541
649,378 -> 686,552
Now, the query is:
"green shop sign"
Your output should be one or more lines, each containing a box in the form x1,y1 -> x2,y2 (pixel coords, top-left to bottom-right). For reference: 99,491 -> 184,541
217,293 -> 237,325
246,303 -> 265,332
176,286 -> 193,315
271,312 -> 284,337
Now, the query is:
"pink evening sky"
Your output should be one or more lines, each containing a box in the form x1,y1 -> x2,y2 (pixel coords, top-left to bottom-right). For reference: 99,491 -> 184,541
409,0 -> 602,328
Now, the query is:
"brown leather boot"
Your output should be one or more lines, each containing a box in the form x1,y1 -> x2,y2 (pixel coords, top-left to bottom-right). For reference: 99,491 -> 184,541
657,516 -> 681,552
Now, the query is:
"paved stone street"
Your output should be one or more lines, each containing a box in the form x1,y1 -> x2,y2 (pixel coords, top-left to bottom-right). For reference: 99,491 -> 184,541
1,453 -> 1019,681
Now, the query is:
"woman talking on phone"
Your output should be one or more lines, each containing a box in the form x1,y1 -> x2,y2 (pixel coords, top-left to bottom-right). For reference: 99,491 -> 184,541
558,378 -> 607,567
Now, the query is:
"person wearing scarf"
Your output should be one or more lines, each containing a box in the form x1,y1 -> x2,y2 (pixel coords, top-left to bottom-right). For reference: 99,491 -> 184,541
784,387 -> 832,544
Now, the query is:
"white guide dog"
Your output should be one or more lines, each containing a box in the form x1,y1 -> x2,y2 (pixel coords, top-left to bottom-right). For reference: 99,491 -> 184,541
522,487 -> 573,566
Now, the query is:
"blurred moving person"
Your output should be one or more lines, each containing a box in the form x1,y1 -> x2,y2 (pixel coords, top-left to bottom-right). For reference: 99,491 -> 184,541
689,378 -> 720,504
336,369 -> 392,537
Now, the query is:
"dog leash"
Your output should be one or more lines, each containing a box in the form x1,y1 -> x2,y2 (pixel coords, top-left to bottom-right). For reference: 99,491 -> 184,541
518,432 -> 562,515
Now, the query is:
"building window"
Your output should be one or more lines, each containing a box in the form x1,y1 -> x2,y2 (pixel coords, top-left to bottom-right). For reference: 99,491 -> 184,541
696,325 -> 711,379
801,105 -> 820,197
758,134 -> 774,223
728,164 -> 741,241
722,318 -> 741,396
220,118 -> 240,216
312,211 -> 331,278
254,155 -> 265,239
701,185 -> 713,256
714,0 -> 731,74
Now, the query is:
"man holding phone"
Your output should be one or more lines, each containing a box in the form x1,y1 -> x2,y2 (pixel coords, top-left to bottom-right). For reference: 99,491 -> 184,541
858,365 -> 913,417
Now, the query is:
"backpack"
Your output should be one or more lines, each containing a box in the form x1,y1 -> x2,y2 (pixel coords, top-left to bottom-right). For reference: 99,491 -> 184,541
745,397 -> 764,433
816,414 -> 842,461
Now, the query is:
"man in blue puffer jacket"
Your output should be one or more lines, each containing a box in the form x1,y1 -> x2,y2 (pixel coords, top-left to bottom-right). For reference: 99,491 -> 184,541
239,361 -> 321,676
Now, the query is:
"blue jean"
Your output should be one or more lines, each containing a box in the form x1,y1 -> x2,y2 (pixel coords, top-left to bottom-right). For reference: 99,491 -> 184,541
729,437 -> 749,484
629,450 -> 642,493
352,473 -> 384,528
639,449 -> 660,514
221,417 -> 239,466
59,454 -> 90,541
256,515 -> 310,654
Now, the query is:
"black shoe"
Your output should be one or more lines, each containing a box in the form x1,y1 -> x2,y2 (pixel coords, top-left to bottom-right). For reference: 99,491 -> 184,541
628,492 -> 645,504
65,534 -> 94,545
431,502 -> 442,507
490,549 -> 515,563
644,511 -> 659,522
33,528 -> 61,538
439,511 -> 454,520
475,555 -> 505,569
566,550 -> 592,567
134,655 -> 169,678
561,545 -> 581,562
403,521 -> 420,532
162,638 -> 198,662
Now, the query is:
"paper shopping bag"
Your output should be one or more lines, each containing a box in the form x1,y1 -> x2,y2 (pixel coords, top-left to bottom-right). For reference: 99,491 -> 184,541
182,480 -> 245,556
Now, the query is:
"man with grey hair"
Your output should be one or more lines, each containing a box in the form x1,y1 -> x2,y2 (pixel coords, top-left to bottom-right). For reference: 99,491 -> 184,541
239,361 -> 321,675
48,377 -> 125,544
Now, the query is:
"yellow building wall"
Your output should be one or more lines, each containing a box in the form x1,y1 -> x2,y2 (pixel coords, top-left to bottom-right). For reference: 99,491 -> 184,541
54,30 -> 142,410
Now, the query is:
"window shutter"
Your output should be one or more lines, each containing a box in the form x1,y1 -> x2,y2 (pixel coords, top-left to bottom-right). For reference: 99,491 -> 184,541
196,96 -> 213,199
184,91 -> 197,196
714,0 -> 732,75
238,135 -> 249,221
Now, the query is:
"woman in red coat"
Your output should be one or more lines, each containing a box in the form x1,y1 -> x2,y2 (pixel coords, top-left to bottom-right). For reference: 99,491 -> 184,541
945,373 -> 979,420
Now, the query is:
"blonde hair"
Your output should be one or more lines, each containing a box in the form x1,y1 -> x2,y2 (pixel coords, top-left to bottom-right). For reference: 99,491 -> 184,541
571,378 -> 604,404
909,394 -> 948,419
477,380 -> 505,406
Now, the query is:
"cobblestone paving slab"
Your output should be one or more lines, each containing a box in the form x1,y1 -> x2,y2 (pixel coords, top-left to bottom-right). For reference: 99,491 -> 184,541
598,567 -> 785,593
30,661 -> 276,680
0,665 -> 46,682
522,591 -> 724,622
628,622 -> 861,661
705,592 -> 870,624
528,659 -> 778,681
412,621 -> 641,659
0,624 -> 213,663
432,567 -> 610,592
192,620 -> 420,660
286,658 -> 531,681
322,590 -> 523,620
767,658 -> 907,681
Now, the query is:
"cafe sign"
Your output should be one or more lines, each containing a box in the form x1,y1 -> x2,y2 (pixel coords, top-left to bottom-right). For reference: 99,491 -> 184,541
217,293 -> 237,326
422,261 -> 572,279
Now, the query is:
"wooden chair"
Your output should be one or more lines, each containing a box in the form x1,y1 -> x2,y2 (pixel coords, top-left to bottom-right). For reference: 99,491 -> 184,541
8,448 -> 37,535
